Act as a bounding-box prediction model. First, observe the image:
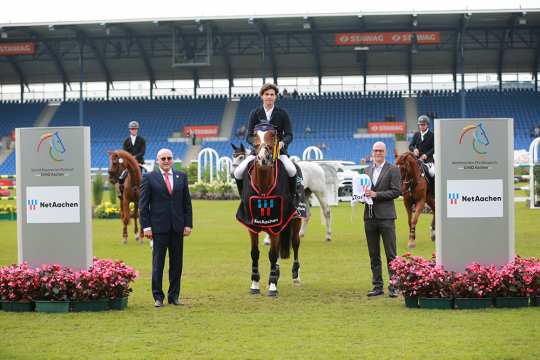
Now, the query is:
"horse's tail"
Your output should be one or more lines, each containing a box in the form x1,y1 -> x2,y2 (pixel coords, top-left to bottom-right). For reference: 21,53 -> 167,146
279,225 -> 292,259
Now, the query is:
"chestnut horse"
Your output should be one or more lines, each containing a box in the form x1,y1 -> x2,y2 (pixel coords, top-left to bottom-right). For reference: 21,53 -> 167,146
395,152 -> 435,249
107,150 -> 143,244
237,128 -> 302,297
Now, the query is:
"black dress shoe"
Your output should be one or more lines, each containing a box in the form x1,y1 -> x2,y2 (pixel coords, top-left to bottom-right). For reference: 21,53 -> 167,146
154,299 -> 164,307
168,299 -> 181,306
388,287 -> 399,298
367,288 -> 384,297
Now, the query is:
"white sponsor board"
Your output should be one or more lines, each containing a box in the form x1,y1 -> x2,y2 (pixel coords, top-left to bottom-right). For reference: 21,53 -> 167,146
26,186 -> 80,223
447,179 -> 503,218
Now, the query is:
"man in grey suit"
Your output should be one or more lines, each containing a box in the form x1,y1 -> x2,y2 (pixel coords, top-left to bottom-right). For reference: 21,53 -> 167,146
363,141 -> 401,298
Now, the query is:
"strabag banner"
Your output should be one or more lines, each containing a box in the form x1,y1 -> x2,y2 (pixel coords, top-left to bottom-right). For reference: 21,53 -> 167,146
335,32 -> 440,46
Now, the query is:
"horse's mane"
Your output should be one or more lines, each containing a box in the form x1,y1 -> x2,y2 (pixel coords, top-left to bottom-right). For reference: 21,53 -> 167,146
114,150 -> 142,182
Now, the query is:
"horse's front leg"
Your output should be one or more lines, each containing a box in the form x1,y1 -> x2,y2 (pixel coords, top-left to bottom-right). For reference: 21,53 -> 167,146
291,219 -> 302,285
268,234 -> 280,297
404,196 -> 416,249
410,198 -> 425,245
427,197 -> 436,242
317,191 -> 332,242
133,203 -> 143,244
249,232 -> 260,294
119,197 -> 129,244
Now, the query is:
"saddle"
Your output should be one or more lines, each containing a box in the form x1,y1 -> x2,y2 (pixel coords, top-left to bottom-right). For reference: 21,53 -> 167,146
418,160 -> 435,196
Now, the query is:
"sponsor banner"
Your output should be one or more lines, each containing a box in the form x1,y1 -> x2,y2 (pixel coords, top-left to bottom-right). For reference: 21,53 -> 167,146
335,32 -> 440,46
368,122 -> 406,134
0,42 -> 35,55
183,125 -> 219,137
447,179 -> 503,218
26,186 -> 80,223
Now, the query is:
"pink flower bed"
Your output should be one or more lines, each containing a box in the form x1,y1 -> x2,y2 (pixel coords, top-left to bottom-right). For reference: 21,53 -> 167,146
0,257 -> 138,302
390,254 -> 540,298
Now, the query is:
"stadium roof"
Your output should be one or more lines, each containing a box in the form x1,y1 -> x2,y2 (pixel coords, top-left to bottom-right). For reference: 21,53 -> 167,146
1,9 -> 540,95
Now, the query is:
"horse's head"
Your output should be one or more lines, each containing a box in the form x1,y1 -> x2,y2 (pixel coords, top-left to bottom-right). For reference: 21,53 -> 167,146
107,150 -> 126,184
251,124 -> 278,168
396,152 -> 417,179
231,143 -> 247,170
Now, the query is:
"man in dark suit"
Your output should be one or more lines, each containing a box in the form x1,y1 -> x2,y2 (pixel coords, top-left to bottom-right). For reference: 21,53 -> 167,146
363,142 -> 401,298
409,115 -> 435,177
139,148 -> 193,308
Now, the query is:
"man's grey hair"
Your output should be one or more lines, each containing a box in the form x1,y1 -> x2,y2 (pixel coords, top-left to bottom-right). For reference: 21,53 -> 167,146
372,141 -> 387,151
156,148 -> 173,160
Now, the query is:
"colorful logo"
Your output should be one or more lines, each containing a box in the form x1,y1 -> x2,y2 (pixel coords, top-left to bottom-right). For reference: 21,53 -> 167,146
459,123 -> 490,155
37,131 -> 66,161
258,199 -> 275,217
27,199 -> 39,211
448,193 -> 460,205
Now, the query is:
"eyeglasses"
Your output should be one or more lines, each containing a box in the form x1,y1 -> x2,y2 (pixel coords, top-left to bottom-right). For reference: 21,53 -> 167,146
373,149 -> 385,153
160,157 -> 172,161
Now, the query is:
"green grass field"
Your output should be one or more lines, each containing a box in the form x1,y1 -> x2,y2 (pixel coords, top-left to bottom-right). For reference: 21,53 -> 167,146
0,200 -> 539,360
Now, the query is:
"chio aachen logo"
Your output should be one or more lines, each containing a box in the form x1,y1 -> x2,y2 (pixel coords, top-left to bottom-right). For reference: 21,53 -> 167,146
27,199 -> 79,211
459,123 -> 490,154
37,131 -> 66,161
448,192 -> 501,205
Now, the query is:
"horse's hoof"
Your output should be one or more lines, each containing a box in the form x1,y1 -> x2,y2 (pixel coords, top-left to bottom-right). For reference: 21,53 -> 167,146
407,242 -> 416,249
325,237 -> 331,242
122,238 -> 127,245
250,288 -> 260,295
267,290 -> 278,297
292,277 -> 301,286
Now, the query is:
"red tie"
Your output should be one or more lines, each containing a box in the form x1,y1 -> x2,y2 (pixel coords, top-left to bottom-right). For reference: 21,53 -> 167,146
164,171 -> 172,194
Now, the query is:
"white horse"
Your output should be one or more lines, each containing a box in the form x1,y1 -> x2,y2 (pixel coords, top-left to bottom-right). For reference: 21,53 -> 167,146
232,143 -> 332,243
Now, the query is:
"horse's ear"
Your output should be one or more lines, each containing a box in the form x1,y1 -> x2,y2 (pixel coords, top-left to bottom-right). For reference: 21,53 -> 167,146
240,143 -> 245,152
231,143 -> 238,151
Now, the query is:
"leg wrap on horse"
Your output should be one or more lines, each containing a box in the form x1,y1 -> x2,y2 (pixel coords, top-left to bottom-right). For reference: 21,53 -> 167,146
292,261 -> 300,278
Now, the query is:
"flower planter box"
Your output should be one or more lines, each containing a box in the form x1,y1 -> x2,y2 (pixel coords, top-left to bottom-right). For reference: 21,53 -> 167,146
34,300 -> 70,313
531,296 -> 540,307
494,297 -> 529,308
418,297 -> 454,309
109,297 -> 129,310
0,212 -> 16,220
1,300 -> 34,312
71,299 -> 109,312
454,298 -> 492,309
404,296 -> 419,308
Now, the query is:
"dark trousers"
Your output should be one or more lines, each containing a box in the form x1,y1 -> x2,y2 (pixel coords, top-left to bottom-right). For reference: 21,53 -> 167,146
364,219 -> 397,290
152,230 -> 184,302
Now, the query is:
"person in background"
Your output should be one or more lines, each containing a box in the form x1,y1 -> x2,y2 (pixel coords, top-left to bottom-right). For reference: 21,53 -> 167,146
119,121 -> 146,192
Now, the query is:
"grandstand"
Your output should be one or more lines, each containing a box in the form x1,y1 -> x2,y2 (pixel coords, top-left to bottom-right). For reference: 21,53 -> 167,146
1,10 -> 540,173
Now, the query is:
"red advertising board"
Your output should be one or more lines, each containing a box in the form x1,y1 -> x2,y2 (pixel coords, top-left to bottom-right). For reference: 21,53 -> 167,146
336,32 -> 440,46
0,42 -> 35,55
183,125 -> 219,137
368,122 -> 406,134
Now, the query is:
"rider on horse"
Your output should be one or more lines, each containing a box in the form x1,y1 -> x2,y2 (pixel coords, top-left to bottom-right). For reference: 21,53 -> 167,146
119,120 -> 146,193
236,83 -> 300,203
409,115 -> 435,178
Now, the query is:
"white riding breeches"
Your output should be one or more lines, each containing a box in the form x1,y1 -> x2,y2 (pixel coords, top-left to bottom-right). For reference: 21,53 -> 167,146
233,154 -> 297,179
426,162 -> 435,177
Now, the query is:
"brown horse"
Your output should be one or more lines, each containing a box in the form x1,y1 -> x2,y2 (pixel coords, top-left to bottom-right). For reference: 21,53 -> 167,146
107,150 -> 143,244
395,152 -> 435,249
240,127 -> 302,297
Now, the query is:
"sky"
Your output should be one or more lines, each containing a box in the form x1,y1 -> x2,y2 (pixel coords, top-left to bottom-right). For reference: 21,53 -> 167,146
1,0 -> 539,25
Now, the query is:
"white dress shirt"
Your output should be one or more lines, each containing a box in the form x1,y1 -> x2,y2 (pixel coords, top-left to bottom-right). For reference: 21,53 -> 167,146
130,135 -> 137,146
160,167 -> 174,192
372,161 -> 386,186
420,129 -> 429,142
264,106 -> 274,122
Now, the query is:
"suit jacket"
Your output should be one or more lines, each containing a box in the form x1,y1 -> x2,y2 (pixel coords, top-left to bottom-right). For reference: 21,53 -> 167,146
364,162 -> 401,221
408,130 -> 434,162
246,106 -> 293,154
139,170 -> 193,234
123,136 -> 146,164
